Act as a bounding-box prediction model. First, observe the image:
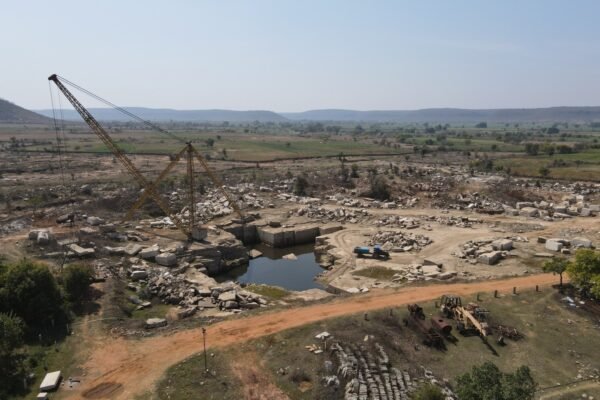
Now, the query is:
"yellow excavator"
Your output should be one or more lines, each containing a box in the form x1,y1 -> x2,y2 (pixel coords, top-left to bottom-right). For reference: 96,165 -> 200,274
439,295 -> 491,337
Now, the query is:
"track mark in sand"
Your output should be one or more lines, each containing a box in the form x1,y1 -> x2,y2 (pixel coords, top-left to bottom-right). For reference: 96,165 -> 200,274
219,326 -> 250,336
82,382 -> 123,399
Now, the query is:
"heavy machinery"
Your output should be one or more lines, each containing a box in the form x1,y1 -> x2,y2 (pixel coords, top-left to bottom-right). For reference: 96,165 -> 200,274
353,245 -> 390,260
439,295 -> 491,337
404,304 -> 445,349
48,74 -> 244,241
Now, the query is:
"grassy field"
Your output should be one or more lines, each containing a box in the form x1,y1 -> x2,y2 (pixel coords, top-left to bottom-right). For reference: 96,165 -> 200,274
153,350 -> 242,400
23,133 -> 405,161
352,266 -> 398,280
154,288 -> 600,399
244,284 -> 290,300
495,149 -> 600,181
411,136 -> 525,152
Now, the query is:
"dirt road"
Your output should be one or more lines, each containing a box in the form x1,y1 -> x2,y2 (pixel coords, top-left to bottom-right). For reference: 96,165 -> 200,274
73,273 -> 559,399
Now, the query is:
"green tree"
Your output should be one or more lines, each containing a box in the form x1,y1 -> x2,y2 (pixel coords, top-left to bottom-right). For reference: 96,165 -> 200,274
502,366 -> 537,400
293,175 -> 309,196
412,383 -> 445,400
0,260 -> 64,330
524,143 -> 539,156
350,164 -> 359,178
62,263 -> 93,302
566,249 -> 600,296
205,138 -> 215,147
456,362 -> 503,399
542,257 -> 568,287
370,175 -> 391,201
591,275 -> 600,299
456,362 -> 536,400
538,166 -> 550,178
0,313 -> 27,398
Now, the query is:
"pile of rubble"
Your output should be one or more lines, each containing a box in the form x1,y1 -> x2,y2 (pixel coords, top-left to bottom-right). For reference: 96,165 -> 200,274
329,340 -> 456,400
142,273 -> 267,313
453,238 -> 517,265
504,195 -> 599,220
278,193 -> 321,204
389,261 -> 457,282
515,180 -> 600,195
422,215 -> 481,228
166,186 -> 268,224
328,194 -> 373,209
296,205 -> 370,224
368,231 -> 432,253
31,217 -> 250,276
374,216 -> 420,229
435,192 -> 505,214
327,193 -> 420,210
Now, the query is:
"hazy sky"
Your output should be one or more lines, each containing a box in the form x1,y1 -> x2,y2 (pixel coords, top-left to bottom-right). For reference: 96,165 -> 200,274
2,0 -> 600,111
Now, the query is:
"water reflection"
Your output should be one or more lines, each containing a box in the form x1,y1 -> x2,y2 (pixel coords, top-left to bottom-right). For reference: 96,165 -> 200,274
217,243 -> 325,291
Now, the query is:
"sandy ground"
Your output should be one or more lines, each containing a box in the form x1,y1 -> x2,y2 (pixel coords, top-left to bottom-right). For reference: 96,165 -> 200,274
72,273 -> 559,399
319,208 -> 600,290
229,350 -> 290,400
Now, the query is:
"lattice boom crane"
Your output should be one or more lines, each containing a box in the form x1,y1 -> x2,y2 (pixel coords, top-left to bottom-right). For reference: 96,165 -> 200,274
48,74 -> 191,237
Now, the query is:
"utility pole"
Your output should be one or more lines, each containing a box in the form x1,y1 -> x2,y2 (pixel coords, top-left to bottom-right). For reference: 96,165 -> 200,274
202,327 -> 207,373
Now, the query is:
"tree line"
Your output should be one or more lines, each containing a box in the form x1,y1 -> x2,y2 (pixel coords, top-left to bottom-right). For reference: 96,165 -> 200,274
0,259 -> 93,397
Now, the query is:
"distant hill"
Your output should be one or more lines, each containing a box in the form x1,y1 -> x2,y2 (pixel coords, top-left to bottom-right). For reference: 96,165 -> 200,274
282,107 -> 600,123
26,105 -> 600,124
35,107 -> 287,123
0,98 -> 52,124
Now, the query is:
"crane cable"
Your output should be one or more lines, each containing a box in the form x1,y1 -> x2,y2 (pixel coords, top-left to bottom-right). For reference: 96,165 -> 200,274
48,82 -> 75,269
48,82 -> 67,188
56,75 -> 187,144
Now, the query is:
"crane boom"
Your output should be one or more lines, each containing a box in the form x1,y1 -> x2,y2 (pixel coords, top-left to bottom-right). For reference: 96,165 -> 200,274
123,146 -> 187,223
48,74 -> 190,237
192,146 -> 244,220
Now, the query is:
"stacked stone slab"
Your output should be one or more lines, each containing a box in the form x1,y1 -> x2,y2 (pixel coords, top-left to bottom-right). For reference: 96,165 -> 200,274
330,341 -> 455,400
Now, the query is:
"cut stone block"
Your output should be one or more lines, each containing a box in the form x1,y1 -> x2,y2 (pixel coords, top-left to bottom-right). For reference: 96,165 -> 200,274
477,251 -> 502,265
145,318 -> 167,329
37,231 -> 51,245
68,244 -> 95,257
140,245 -> 160,260
155,252 -> 177,267
124,243 -> 143,256
545,240 -> 563,252
519,207 -> 539,217
87,216 -> 104,226
571,237 -> 592,248
492,239 -> 513,251
131,270 -> 148,281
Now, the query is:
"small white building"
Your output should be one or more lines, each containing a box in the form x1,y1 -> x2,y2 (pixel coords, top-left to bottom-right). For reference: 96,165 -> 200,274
40,370 -> 62,391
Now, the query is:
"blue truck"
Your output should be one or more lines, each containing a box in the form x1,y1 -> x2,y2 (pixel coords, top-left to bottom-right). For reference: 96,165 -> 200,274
353,245 -> 390,260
